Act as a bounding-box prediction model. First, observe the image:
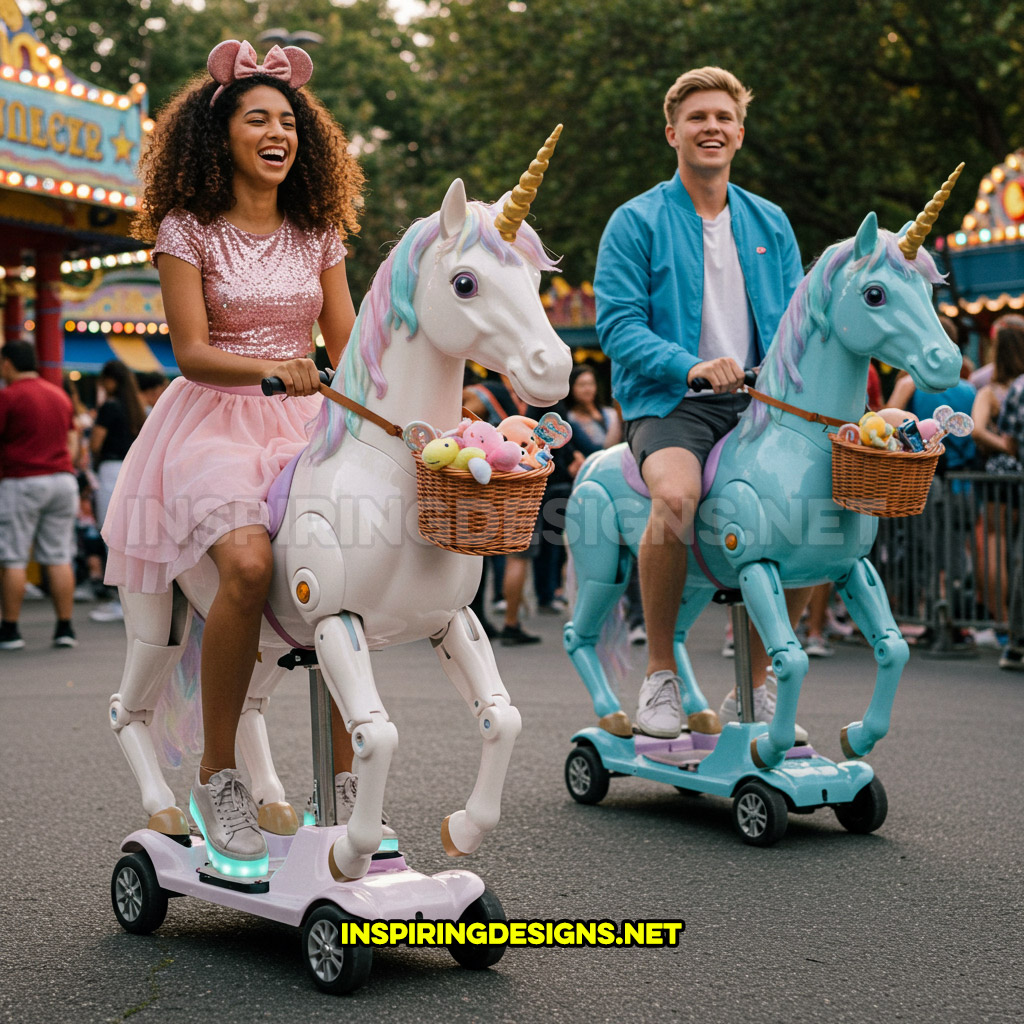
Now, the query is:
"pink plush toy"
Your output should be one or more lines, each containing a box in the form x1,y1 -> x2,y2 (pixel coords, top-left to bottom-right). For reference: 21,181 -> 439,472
463,421 -> 523,472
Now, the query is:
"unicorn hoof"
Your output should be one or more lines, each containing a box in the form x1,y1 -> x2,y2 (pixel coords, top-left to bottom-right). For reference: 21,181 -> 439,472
598,711 -> 633,737
441,816 -> 468,858
840,726 -> 865,760
147,807 -> 189,837
750,735 -> 783,770
329,836 -> 370,882
258,801 -> 299,836
441,811 -> 482,857
687,709 -> 722,735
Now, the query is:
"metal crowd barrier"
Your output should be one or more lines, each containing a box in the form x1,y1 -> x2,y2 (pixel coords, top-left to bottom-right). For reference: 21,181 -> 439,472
871,472 -> 1023,651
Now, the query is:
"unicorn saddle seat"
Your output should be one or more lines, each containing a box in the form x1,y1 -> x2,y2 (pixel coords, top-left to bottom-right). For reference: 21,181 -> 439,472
619,429 -> 735,501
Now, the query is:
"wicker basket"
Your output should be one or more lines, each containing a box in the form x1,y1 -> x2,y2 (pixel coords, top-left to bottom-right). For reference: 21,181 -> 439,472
413,453 -> 554,555
829,434 -> 944,518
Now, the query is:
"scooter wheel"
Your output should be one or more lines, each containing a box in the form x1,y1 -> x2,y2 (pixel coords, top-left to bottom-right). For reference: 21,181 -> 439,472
302,905 -> 373,995
111,851 -> 169,934
447,887 -> 508,969
834,776 -> 888,834
732,780 -> 789,846
565,744 -> 610,804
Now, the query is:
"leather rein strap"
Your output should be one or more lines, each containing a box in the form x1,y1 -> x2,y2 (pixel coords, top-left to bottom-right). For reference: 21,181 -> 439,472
316,382 -> 481,438
743,385 -> 849,430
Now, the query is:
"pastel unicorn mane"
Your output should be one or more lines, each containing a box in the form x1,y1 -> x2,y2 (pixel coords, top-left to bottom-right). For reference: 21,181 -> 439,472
740,228 -> 946,442
307,198 -> 559,464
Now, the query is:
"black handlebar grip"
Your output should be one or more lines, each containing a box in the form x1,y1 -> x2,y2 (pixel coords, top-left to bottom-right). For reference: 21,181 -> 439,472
260,369 -> 333,396
689,369 -> 758,393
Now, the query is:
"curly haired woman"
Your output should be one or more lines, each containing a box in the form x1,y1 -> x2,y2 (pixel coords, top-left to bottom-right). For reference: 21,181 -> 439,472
102,40 -> 364,872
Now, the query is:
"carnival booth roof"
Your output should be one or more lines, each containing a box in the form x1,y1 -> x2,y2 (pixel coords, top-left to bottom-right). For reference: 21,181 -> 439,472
935,150 -> 1024,319
0,0 -> 150,265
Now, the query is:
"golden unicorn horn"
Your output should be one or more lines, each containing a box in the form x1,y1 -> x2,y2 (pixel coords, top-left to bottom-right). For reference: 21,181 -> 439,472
898,162 -> 965,260
494,124 -> 563,243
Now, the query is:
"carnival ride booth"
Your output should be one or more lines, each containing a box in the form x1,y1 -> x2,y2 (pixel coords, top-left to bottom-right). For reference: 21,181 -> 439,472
0,2 -> 151,384
934,150 -> 1024,350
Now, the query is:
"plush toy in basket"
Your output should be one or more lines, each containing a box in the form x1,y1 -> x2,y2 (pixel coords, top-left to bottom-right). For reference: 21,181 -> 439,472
404,412 -> 572,554
829,404 -> 973,517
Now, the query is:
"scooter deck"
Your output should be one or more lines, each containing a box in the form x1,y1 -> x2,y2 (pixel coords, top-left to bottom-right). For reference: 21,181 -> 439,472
122,825 -> 485,928
572,723 -> 875,809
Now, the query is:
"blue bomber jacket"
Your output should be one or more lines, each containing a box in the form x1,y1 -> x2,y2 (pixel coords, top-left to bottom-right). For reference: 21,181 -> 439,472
594,174 -> 804,422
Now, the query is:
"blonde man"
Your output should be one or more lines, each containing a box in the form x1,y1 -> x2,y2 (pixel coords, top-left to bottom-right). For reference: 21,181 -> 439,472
594,67 -> 807,739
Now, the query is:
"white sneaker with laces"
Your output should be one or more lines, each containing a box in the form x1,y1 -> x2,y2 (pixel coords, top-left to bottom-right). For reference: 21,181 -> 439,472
635,671 -> 682,738
719,685 -> 809,745
189,768 -> 268,876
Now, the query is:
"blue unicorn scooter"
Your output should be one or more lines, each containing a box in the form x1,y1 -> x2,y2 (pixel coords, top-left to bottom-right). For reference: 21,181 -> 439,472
562,171 -> 965,845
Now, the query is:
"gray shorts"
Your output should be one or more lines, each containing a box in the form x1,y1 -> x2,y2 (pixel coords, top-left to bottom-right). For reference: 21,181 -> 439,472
624,393 -> 751,473
0,473 -> 80,567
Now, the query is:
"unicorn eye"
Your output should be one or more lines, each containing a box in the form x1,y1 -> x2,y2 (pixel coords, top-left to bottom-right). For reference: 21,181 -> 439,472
864,286 -> 886,307
452,272 -> 478,298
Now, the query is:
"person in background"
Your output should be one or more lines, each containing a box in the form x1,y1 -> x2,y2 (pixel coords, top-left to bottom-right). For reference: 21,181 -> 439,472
88,360 -> 148,623
0,341 -> 80,650
136,370 -> 170,414
969,315 -> 1024,633
992,370 -> 1024,670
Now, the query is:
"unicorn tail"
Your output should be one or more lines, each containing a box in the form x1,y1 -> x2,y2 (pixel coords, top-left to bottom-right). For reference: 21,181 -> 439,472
152,612 -> 204,768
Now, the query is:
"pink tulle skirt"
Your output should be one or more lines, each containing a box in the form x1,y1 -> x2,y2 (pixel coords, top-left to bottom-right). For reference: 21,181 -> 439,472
102,377 -> 320,594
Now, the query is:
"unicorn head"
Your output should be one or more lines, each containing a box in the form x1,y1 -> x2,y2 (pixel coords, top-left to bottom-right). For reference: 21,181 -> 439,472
309,129 -> 572,464
743,168 -> 964,442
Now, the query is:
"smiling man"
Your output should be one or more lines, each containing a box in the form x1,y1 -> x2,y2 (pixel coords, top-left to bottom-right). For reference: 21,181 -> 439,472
594,67 -> 805,739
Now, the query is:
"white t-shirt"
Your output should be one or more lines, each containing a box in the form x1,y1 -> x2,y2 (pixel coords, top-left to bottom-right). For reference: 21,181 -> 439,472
690,205 -> 755,394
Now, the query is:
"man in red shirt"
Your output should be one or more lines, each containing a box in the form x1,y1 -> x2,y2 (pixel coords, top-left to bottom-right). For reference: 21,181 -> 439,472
0,341 -> 80,649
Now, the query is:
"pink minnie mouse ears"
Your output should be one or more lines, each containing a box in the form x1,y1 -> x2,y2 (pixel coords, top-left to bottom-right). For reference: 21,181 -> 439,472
207,39 -> 313,107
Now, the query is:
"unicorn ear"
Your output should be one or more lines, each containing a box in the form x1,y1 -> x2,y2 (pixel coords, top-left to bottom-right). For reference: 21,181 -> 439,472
854,211 -> 879,259
439,178 -> 468,241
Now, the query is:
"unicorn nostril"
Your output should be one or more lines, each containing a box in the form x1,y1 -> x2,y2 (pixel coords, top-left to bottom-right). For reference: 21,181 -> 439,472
925,347 -> 947,370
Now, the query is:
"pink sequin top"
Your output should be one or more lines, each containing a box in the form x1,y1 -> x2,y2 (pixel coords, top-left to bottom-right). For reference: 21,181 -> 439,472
153,210 -> 347,360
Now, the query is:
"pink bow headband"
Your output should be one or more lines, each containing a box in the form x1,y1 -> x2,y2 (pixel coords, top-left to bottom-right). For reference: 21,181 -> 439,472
208,39 -> 313,107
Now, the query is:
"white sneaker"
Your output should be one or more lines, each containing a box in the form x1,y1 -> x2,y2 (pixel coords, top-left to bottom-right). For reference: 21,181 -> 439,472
23,582 -> 45,601
73,583 -> 96,602
189,768 -> 268,877
804,634 -> 834,658
89,600 -> 124,622
635,671 -> 682,738
719,685 -> 809,745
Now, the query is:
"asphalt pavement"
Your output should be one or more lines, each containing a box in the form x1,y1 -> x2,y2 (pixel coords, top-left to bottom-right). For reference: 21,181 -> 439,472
1,589 -> 1020,1024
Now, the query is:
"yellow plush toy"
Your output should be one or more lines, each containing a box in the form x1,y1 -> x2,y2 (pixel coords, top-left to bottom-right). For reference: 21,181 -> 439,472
421,437 -> 460,469
858,411 -> 895,449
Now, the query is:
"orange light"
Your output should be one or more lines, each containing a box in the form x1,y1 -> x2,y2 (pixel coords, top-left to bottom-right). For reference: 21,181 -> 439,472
296,582 -> 311,604
725,533 -> 738,551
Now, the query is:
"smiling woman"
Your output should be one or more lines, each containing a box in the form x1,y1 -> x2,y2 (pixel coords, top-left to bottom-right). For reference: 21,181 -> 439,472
99,38 -> 367,873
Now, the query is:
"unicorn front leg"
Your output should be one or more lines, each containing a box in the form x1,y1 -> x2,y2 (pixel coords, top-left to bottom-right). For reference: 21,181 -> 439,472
109,589 -> 192,835
564,483 -> 634,735
835,557 -> 909,758
235,654 -> 299,835
738,561 -> 810,769
431,607 -> 522,857
315,612 -> 398,882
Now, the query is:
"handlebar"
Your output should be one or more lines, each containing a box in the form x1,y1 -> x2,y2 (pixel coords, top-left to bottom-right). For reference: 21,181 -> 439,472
260,369 -> 333,396
689,368 -> 758,393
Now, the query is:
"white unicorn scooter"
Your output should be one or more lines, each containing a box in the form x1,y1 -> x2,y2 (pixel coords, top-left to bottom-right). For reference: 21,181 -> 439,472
109,131 -> 572,994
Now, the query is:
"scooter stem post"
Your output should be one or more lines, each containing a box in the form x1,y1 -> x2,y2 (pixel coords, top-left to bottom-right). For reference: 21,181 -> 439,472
731,604 -> 755,724
309,666 -> 337,826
